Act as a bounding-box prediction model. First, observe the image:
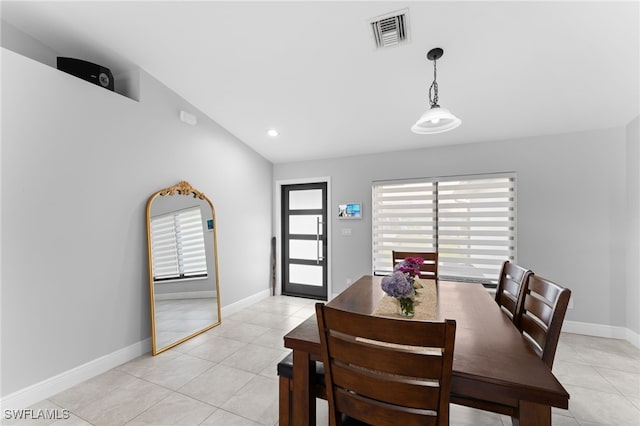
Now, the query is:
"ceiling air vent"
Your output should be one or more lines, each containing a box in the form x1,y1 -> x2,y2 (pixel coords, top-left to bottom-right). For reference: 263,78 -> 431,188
370,9 -> 409,49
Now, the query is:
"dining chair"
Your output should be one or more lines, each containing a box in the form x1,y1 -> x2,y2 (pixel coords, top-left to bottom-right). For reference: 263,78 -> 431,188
392,250 -> 438,280
316,303 -> 456,426
517,274 -> 572,369
494,260 -> 533,327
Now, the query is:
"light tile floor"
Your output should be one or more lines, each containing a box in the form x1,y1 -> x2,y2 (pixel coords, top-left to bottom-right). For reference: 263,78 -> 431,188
154,298 -> 219,351
4,295 -> 639,426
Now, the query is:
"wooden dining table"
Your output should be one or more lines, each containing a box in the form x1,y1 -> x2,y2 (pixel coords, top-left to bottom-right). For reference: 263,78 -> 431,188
283,275 -> 569,426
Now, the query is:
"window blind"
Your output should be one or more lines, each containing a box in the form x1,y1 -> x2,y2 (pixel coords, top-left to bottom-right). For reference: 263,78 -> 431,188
372,181 -> 436,275
372,174 -> 515,285
150,206 -> 208,281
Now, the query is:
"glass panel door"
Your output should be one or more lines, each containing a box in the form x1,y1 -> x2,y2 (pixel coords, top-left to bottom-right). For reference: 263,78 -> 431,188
282,183 -> 327,299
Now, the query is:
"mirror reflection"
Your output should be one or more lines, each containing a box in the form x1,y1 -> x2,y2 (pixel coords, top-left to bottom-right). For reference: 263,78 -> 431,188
146,181 -> 221,355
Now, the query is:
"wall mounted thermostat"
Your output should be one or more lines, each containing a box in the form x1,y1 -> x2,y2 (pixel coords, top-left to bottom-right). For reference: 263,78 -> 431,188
338,203 -> 362,219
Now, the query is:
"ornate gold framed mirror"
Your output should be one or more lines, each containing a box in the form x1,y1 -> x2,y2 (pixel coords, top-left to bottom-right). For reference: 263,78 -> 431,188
146,181 -> 221,355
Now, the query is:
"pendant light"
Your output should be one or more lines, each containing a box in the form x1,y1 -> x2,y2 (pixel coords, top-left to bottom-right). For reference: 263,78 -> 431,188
411,47 -> 461,134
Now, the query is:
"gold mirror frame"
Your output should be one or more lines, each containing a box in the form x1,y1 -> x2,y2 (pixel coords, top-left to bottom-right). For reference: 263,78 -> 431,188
146,181 -> 222,355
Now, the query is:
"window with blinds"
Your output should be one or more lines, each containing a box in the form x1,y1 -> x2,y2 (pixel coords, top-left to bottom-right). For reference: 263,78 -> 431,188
372,174 -> 515,285
150,206 -> 208,281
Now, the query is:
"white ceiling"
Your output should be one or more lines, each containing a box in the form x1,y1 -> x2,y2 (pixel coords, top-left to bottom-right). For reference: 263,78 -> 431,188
2,1 -> 639,163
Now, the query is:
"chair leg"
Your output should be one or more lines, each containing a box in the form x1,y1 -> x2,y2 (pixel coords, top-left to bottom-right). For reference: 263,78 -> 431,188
279,375 -> 291,426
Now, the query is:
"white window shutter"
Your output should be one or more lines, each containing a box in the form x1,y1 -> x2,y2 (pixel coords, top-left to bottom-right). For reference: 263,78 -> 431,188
150,206 -> 208,281
437,177 -> 515,283
372,180 -> 436,276
372,175 -> 515,284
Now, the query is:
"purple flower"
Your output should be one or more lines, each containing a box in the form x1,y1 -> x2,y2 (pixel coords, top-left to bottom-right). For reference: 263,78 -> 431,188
394,257 -> 424,278
381,271 -> 415,299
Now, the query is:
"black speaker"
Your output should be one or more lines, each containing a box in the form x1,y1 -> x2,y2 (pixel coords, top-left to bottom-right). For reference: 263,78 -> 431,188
57,57 -> 114,91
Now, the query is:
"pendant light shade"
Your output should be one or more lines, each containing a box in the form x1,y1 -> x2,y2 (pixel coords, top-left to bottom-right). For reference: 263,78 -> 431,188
412,48 -> 461,134
411,106 -> 461,134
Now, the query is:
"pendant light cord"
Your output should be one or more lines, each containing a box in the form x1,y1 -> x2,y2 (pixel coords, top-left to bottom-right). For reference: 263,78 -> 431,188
429,58 -> 439,108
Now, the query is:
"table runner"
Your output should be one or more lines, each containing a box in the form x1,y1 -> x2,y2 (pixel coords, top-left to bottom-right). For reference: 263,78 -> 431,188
372,278 -> 437,320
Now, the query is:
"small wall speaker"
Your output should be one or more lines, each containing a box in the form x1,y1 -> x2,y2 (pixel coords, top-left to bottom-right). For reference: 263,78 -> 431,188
57,57 -> 114,91
179,110 -> 198,126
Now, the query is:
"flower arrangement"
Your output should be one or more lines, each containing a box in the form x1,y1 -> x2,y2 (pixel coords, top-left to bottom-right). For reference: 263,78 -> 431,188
381,270 -> 416,317
395,257 -> 424,291
394,256 -> 423,278
380,256 -> 425,317
381,271 -> 414,298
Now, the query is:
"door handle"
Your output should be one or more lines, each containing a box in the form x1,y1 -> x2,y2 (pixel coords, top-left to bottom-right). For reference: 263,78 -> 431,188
316,217 -> 324,265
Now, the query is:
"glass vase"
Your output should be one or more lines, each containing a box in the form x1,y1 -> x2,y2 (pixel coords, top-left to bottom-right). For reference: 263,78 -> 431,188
397,297 -> 415,317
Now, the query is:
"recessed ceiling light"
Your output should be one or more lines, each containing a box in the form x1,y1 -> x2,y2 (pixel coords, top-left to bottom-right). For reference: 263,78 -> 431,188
267,129 -> 279,137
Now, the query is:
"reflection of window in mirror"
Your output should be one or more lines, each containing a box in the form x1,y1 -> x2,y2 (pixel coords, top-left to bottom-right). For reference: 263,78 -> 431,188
150,206 -> 208,281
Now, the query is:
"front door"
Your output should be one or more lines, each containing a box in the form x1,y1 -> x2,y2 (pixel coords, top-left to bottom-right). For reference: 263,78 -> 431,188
281,182 -> 328,300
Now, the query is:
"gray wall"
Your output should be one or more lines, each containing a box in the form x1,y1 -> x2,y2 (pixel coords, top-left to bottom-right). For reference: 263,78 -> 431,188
274,126 -> 631,329
626,116 -> 640,334
1,20 -> 57,68
1,47 -> 273,396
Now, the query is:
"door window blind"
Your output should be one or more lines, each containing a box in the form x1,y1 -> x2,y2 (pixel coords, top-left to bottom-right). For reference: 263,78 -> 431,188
150,206 -> 208,281
372,174 -> 515,285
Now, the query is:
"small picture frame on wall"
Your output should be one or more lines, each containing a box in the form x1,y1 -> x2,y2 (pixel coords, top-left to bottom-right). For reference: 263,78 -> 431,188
338,203 -> 362,219
207,219 -> 214,231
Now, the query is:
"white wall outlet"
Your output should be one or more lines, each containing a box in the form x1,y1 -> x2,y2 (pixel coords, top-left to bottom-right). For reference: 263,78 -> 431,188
341,228 -> 352,236
346,278 -> 352,286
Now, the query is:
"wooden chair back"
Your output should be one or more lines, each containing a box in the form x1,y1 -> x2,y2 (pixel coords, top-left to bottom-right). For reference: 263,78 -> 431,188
392,251 -> 438,280
316,303 -> 456,426
517,274 -> 571,369
495,261 -> 533,326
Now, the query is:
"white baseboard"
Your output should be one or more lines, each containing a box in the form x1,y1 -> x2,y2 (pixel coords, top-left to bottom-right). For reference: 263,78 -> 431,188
563,320 -> 640,349
0,338 -> 151,411
221,288 -> 271,317
626,328 -> 640,349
